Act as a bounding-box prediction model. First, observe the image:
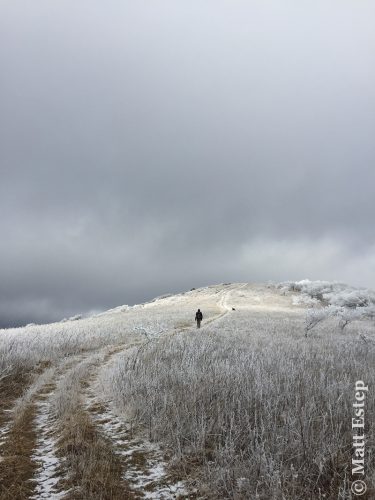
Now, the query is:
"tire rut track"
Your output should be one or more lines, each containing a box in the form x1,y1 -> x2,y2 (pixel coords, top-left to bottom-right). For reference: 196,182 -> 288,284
0,365 -> 47,454
0,364 -> 59,499
83,346 -> 191,499
201,283 -> 246,328
30,352 -> 94,499
51,344 -> 140,499
0,349 -> 111,499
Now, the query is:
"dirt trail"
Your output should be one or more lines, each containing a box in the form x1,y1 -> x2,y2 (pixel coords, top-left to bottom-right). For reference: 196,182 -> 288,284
83,348 -> 190,499
201,283 -> 247,328
29,352 -> 96,499
76,288 -> 240,498
0,285 -> 241,499
0,354 -> 87,499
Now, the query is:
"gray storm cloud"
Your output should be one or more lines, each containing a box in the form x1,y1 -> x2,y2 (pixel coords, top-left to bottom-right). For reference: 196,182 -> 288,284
1,1 -> 374,327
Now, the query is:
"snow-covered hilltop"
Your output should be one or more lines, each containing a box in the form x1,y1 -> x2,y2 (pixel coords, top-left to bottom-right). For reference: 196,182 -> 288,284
0,282 -> 303,373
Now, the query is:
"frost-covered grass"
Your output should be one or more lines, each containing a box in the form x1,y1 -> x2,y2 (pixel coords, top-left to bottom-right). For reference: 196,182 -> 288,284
0,314 -> 138,375
0,285 -> 223,376
106,303 -> 375,499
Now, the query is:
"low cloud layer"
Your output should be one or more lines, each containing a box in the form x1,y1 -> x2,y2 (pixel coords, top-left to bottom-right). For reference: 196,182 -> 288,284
1,1 -> 374,327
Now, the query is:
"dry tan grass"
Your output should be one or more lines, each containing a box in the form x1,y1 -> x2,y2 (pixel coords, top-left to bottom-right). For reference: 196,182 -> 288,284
56,409 -> 138,499
0,364 -> 53,500
0,369 -> 33,428
0,404 -> 38,500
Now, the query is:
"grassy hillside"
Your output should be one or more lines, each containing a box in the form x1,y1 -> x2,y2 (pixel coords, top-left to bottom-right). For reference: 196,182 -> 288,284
0,283 -> 374,499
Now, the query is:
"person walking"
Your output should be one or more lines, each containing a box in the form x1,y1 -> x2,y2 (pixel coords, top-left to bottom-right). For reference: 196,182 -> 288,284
195,309 -> 203,328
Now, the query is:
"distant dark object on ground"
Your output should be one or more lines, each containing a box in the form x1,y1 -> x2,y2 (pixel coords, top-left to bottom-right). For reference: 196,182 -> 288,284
190,288 -> 196,291
232,307 -> 236,311
195,309 -> 203,328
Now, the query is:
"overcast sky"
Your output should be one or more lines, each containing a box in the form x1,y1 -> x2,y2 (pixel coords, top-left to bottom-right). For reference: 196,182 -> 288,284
1,1 -> 375,327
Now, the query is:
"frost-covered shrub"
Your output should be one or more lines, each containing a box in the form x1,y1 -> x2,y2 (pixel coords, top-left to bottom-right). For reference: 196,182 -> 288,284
292,295 -> 319,307
304,302 -> 375,335
279,280 -> 375,333
151,294 -> 173,302
277,280 -> 346,301
59,314 -> 82,323
305,308 -> 329,335
304,303 -> 374,334
330,306 -> 363,331
69,314 -> 82,321
325,289 -> 375,309
362,305 -> 375,320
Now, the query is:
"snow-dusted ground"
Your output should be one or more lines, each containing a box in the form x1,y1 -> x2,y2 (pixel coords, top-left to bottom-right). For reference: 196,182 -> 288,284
0,421 -> 10,452
30,396 -> 65,500
29,354 -> 88,500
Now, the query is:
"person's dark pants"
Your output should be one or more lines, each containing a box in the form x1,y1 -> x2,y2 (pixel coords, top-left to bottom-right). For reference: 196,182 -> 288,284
196,320 -> 201,328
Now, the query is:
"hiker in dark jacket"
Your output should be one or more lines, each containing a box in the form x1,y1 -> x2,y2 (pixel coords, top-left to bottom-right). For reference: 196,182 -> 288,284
195,309 -> 203,328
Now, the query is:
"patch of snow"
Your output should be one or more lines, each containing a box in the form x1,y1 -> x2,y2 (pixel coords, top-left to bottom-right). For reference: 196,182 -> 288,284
30,394 -> 64,499
0,423 -> 10,450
